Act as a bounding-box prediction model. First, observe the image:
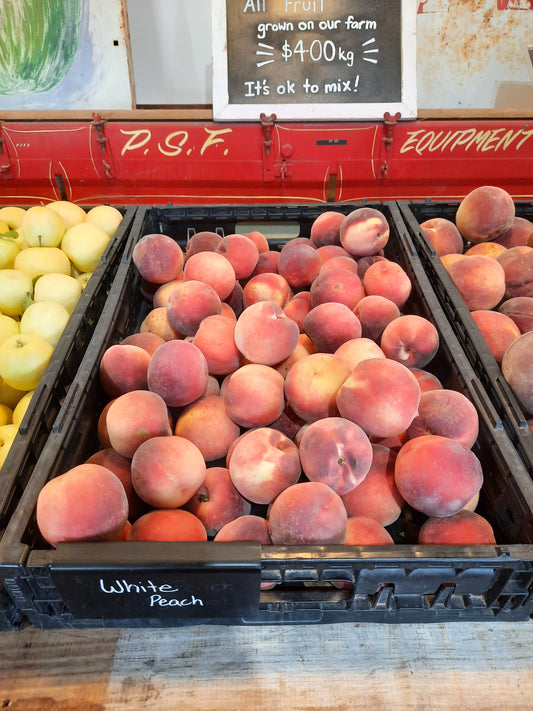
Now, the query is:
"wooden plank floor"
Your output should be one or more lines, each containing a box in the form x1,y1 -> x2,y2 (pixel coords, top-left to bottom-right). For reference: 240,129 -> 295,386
1,621 -> 532,710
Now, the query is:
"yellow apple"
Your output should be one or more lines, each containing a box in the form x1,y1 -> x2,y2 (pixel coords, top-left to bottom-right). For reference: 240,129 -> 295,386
14,246 -> 72,279
33,272 -> 83,315
61,222 -> 110,273
0,333 -> 54,391
12,390 -> 34,427
0,403 -> 12,426
0,423 -> 18,469
85,205 -> 123,237
0,219 -> 9,233
0,269 -> 33,317
0,233 -> 21,268
76,272 -> 93,290
20,300 -> 70,347
47,200 -> 86,230
0,206 -> 26,229
21,205 -> 66,247
0,380 -> 28,409
0,314 -> 20,347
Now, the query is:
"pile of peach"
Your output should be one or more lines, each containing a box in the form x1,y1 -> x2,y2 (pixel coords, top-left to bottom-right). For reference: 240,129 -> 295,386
419,185 -> 533,421
36,206 -> 498,552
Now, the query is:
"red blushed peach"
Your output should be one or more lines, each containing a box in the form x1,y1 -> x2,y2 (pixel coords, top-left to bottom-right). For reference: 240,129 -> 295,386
363,260 -> 412,308
356,255 -> 387,280
131,435 -> 206,508
269,402 -> 307,441
380,314 -> 440,369
242,272 -> 291,309
501,331 -> 533,413
183,466 -> 252,537
221,302 -> 237,321
370,431 -> 409,452
310,268 -> 363,310
299,417 -> 373,496
275,340 -> 314,378
340,207 -> 390,257
245,230 -> 269,253
303,302 -> 362,353
285,352 -> 350,422
283,293 -> 312,331
97,399 -> 114,448
497,246 -> 533,299
216,233 -> 259,280
36,464 -> 129,546
341,444 -> 403,526
129,509 -> 207,542
183,250 -> 236,301
471,310 -> 521,365
464,242 -> 507,259
224,281 -> 244,318
319,255 -> 359,275
310,210 -> 345,247
496,216 -> 533,249
99,344 -> 151,398
456,185 -> 515,243
268,481 -> 348,545
184,231 -> 222,260
152,279 -> 184,309
277,241 -> 322,290
440,253 -> 463,270
317,244 -> 351,263
166,279 -> 222,337
420,218 -> 464,257
86,448 -> 147,520
252,250 -> 280,276
214,515 -> 272,544
121,332 -> 165,356
234,301 -> 300,366
335,337 -> 385,370
407,389 -> 479,449
140,307 -> 182,341
106,390 -> 172,458
192,314 -> 241,376
132,233 -> 184,284
354,295 -> 401,342
228,427 -> 301,504
394,435 -> 483,518
337,358 -> 420,438
410,368 -> 444,393
418,510 -> 496,545
446,254 -> 506,311
498,296 -> 533,334
174,395 -> 240,461
344,517 -> 394,545
147,339 -> 208,408
224,363 -> 285,428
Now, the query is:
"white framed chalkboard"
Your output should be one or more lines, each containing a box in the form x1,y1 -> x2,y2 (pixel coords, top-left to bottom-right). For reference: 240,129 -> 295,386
212,0 -> 417,121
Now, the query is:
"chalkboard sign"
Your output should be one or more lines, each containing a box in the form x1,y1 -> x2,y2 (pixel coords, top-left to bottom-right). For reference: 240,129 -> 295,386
212,0 -> 417,121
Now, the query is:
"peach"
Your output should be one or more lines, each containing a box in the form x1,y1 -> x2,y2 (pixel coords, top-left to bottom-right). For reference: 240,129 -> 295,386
221,301 -> 238,321
336,358 -> 421,438
252,250 -> 280,275
340,207 -> 390,257
205,375 -> 220,397
496,216 -> 533,249
36,463 -> 129,546
341,444 -> 403,526
497,245 -> 533,299
310,210 -> 344,247
106,390 -> 172,458
268,481 -> 348,545
344,517 -> 394,545
165,280 -> 222,337
394,434 -> 483,517
299,416 -> 373,496
318,255 -> 359,275
370,431 -> 409,452
380,314 -> 440,369
310,267 -> 363,310
152,279 -> 184,309
245,230 -> 270,253
418,509 -> 496,545
121,332 -> 165,355
99,343 -> 151,398
440,253 -> 463,270
216,233 -> 259,280
191,314 -> 241,375
501,331 -> 533,413
277,241 -> 322,289
184,231 -> 222,260
407,388 -> 479,449
86,447 -> 147,520
224,363 -> 285,428
303,302 -> 362,353
131,435 -> 206,508
283,293 -> 312,331
183,250 -> 236,300
97,399 -> 114,448
464,242 -> 507,259
498,296 -> 533,334
455,185 -> 515,243
129,509 -> 207,542
242,272 -> 291,309
174,395 -> 240,461
183,466 -> 252,537
269,402 -> 307,441
446,254 -> 506,310
284,352 -> 350,422
234,301 -> 300,366
354,295 -> 400,342
228,427 -> 301,504
410,368 -> 444,393
317,244 -> 351,263
274,339 -> 315,378
419,218 -> 464,257
363,259 -> 412,308
214,514 -> 272,544
132,233 -> 184,284
471,309 -> 521,364
147,339 -> 208,408
140,307 -> 182,341
223,281 -> 244,318
335,337 -> 385,370
356,255 -> 387,280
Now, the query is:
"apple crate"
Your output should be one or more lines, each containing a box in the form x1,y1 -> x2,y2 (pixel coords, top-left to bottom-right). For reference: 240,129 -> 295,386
398,200 -> 533,479
0,205 -> 137,631
1,202 -> 533,629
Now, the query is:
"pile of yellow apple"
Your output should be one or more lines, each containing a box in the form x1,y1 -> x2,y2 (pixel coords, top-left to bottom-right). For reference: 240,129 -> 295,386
0,200 -> 123,469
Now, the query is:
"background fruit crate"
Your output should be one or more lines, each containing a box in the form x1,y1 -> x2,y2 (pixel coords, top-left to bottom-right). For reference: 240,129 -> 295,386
1,202 -> 533,629
0,205 -> 137,630
398,200 -> 533,479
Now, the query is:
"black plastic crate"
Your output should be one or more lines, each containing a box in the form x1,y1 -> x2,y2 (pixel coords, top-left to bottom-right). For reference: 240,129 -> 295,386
0,205 -> 137,630
1,202 -> 533,628
398,200 -> 533,477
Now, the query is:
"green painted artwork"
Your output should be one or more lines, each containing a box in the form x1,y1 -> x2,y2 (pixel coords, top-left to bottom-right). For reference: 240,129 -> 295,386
0,0 -> 82,94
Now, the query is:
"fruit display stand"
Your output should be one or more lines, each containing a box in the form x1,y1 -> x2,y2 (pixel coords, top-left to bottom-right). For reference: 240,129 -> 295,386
0,205 -> 137,630
1,201 -> 533,629
398,200 -> 533,478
